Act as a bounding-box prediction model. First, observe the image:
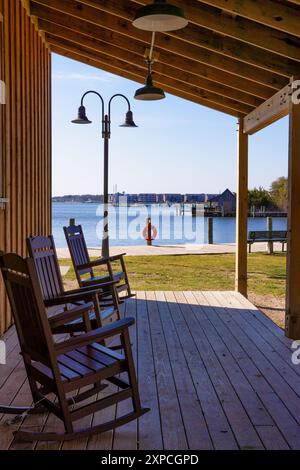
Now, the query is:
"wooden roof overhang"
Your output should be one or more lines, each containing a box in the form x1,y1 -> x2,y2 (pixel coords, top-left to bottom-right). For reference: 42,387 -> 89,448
27,0 -> 300,129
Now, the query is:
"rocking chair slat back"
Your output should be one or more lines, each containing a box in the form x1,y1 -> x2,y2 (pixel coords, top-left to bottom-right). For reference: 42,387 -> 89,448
27,235 -> 64,300
0,254 -> 53,363
63,225 -> 93,281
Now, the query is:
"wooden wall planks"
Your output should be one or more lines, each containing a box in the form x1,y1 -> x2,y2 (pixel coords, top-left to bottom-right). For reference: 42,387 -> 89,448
0,0 -> 51,334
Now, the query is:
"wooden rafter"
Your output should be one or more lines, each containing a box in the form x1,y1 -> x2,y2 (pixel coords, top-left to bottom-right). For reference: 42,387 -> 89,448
66,0 -> 300,72
50,44 -> 239,118
197,0 -> 300,37
38,17 -> 272,101
41,20 -> 261,108
47,35 -> 252,115
30,0 -> 290,86
243,82 -> 293,134
28,0 -> 300,119
130,0 -> 300,60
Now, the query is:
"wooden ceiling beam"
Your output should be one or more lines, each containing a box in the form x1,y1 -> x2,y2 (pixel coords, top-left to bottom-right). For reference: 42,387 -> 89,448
40,20 -> 262,108
66,0 -> 300,73
243,82 -> 293,134
50,44 -> 240,118
30,0 -> 289,88
38,16 -> 269,101
47,35 -> 252,115
130,0 -> 300,61
196,0 -> 300,37
286,1 -> 300,6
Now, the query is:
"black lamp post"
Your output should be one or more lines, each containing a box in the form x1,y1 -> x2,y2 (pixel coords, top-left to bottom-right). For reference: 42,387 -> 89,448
72,91 -> 137,258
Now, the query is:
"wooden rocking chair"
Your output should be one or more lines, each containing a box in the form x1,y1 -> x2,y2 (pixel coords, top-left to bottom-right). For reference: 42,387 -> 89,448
27,235 -> 120,330
0,252 -> 149,441
63,224 -> 134,300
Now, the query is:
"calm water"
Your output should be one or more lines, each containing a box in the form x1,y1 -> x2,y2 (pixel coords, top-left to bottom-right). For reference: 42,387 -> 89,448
52,202 -> 288,248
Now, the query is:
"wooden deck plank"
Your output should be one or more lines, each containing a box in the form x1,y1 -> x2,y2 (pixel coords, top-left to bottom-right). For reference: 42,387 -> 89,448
0,379 -> 31,450
164,291 -> 238,450
1,291 -> 300,450
208,291 -> 300,449
194,291 -> 290,450
184,292 -> 279,428
216,292 -> 300,401
155,291 -> 213,450
173,291 -> 264,450
136,291 -> 163,450
113,297 -> 138,450
228,292 -> 300,375
146,291 -> 188,450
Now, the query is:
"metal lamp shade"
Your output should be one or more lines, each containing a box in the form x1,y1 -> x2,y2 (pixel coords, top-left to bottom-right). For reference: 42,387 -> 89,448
133,0 -> 188,32
71,105 -> 92,124
134,74 -> 166,101
119,110 -> 138,127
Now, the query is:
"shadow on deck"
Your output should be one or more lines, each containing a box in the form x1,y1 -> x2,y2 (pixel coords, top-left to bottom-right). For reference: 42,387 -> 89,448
0,291 -> 300,450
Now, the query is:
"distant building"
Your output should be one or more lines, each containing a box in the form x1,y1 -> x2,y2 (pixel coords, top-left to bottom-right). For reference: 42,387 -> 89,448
207,189 -> 236,215
163,194 -> 183,204
137,193 -> 157,205
184,194 -> 206,204
127,194 -> 138,204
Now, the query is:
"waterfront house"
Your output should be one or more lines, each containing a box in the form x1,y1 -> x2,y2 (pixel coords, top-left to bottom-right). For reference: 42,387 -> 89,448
207,189 -> 237,216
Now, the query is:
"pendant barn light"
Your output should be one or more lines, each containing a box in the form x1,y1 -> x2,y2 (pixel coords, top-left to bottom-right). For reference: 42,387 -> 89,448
133,0 -> 188,32
134,59 -> 166,101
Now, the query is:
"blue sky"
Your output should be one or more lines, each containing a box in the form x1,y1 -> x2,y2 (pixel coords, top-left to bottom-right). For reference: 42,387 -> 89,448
52,53 -> 288,196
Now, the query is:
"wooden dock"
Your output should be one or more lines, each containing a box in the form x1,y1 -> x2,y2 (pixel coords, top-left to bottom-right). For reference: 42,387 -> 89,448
0,291 -> 300,450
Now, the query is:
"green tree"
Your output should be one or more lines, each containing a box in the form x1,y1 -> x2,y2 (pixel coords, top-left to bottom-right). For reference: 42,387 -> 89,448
270,177 -> 288,211
248,186 -> 273,211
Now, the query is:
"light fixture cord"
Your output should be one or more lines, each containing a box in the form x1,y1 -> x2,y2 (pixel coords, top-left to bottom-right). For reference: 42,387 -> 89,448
149,32 -> 156,63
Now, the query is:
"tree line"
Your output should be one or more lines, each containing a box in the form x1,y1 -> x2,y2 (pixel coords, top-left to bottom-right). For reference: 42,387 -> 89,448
248,177 -> 288,212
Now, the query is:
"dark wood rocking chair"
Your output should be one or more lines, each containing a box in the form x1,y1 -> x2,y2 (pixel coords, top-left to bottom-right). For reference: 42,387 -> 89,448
27,235 -> 120,330
63,224 -> 134,300
0,252 -> 149,441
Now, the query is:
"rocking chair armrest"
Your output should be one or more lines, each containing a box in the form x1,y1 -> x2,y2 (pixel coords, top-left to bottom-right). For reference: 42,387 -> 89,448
55,317 -> 135,355
63,280 -> 118,296
49,303 -> 94,328
77,258 -> 112,270
44,289 -> 102,307
102,253 -> 126,263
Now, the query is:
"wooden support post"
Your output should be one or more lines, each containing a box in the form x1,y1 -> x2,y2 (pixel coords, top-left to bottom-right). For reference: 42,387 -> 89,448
267,217 -> 273,254
208,217 -> 213,244
286,99 -> 300,339
235,118 -> 248,297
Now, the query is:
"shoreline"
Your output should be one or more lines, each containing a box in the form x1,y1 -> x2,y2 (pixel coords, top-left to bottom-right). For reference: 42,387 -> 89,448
56,242 -> 286,259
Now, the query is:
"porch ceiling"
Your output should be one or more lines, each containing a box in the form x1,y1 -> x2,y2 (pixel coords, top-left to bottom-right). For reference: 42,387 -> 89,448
29,0 -> 300,117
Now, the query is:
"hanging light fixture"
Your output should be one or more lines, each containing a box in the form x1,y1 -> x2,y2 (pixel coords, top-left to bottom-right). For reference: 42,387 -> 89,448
119,110 -> 138,127
133,0 -> 188,32
134,59 -> 166,101
71,105 -> 92,124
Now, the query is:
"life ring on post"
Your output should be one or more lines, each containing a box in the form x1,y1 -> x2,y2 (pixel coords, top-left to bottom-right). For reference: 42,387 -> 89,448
142,222 -> 157,242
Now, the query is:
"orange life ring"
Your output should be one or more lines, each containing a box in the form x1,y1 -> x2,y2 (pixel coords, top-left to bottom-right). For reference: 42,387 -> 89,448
142,224 -> 157,241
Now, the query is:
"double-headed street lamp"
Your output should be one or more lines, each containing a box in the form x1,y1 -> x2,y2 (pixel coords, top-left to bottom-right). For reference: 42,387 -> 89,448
72,92 -> 137,258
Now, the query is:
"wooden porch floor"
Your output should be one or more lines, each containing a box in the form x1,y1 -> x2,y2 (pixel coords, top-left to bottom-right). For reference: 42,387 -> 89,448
1,291 -> 300,450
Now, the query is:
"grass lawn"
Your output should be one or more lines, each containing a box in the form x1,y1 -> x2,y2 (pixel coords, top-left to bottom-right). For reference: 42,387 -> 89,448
60,252 -> 287,298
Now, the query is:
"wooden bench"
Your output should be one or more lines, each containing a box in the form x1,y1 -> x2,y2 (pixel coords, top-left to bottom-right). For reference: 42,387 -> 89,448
247,230 -> 287,253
